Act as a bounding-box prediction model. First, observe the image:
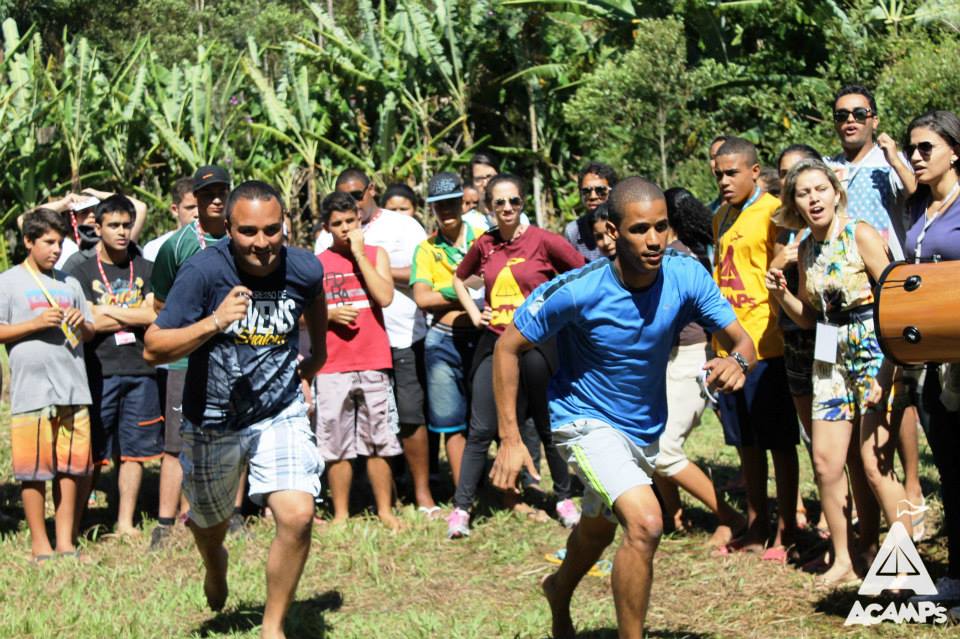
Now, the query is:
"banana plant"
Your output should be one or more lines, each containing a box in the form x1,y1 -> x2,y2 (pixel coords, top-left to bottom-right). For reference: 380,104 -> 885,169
143,45 -> 245,173
42,34 -> 110,192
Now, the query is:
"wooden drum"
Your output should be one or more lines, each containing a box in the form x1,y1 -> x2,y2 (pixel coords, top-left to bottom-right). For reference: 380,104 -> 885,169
874,260 -> 960,365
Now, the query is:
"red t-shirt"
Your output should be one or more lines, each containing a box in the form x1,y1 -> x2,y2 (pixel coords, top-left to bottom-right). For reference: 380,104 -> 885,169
455,226 -> 585,334
317,245 -> 392,374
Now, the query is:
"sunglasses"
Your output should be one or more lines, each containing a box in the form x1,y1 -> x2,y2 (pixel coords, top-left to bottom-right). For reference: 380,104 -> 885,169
905,141 -> 937,160
580,185 -> 609,197
493,196 -> 523,208
348,189 -> 366,202
833,107 -> 874,124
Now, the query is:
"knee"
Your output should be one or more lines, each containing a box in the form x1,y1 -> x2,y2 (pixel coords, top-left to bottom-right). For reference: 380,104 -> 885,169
621,512 -> 663,552
276,501 -> 315,539
812,450 -> 844,484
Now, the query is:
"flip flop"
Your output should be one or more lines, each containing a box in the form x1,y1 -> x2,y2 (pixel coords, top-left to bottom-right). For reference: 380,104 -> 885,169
30,554 -> 54,565
418,506 -> 442,520
761,545 -> 796,564
544,549 -> 612,577
898,497 -> 928,542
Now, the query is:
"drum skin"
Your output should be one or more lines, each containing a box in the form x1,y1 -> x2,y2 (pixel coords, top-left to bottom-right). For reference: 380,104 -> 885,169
874,260 -> 960,365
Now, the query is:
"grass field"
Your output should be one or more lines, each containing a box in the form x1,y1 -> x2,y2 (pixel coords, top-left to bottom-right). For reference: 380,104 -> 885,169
0,379 -> 956,638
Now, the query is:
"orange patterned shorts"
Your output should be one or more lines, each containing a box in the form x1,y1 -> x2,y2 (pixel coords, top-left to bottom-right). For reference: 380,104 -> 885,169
10,405 -> 93,481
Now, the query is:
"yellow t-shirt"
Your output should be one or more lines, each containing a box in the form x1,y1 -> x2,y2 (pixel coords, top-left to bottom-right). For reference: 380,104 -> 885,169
409,225 -> 483,296
712,191 -> 784,360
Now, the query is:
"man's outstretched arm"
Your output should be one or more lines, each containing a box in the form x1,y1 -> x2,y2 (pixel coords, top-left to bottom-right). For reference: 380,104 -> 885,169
143,285 -> 250,366
706,320 -> 756,393
489,323 -> 541,493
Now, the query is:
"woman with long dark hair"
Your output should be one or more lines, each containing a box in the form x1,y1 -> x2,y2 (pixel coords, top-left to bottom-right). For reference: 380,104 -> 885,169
901,110 -> 960,602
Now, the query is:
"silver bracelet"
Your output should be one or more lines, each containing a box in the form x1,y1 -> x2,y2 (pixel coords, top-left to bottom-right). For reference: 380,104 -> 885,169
212,312 -> 223,332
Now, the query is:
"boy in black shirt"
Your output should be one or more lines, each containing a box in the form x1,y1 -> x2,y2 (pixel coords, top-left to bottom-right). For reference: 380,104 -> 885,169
72,195 -> 161,536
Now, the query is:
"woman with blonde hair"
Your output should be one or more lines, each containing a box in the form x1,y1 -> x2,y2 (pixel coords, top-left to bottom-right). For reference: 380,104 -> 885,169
766,158 -> 912,587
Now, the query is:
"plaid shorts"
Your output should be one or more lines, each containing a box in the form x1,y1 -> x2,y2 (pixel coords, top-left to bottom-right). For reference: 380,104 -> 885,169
11,405 -> 93,481
180,398 -> 323,528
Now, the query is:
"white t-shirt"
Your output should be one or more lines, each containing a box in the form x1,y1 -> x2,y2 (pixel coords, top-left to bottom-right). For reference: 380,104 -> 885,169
142,229 -> 177,263
315,209 -> 427,349
55,237 -> 79,270
825,144 -> 911,260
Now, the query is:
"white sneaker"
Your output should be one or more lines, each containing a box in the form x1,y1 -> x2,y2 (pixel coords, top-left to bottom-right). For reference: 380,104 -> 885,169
556,498 -> 581,528
909,577 -> 960,603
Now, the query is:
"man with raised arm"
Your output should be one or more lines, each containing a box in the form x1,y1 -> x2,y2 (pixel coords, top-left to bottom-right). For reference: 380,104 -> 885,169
143,181 -> 326,639
489,177 -> 755,639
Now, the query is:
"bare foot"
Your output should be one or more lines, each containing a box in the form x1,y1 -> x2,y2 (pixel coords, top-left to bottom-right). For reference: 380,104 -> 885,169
378,512 -> 404,532
261,625 -> 286,639
814,562 -> 859,590
541,573 -> 575,639
113,524 -> 142,538
708,524 -> 735,548
204,545 -> 229,612
330,514 -> 349,526
512,502 -> 551,523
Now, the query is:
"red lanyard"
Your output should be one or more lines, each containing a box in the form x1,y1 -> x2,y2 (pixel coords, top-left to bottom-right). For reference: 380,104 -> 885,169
194,221 -> 207,249
70,212 -> 81,244
96,249 -> 134,303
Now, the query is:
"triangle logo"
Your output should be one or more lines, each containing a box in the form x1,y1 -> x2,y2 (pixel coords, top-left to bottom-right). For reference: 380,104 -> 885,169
858,522 -> 937,596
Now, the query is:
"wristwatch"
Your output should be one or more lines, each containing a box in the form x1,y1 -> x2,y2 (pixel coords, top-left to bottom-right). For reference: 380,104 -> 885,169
729,351 -> 749,375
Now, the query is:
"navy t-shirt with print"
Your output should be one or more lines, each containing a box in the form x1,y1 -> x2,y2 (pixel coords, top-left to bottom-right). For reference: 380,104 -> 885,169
155,240 -> 323,431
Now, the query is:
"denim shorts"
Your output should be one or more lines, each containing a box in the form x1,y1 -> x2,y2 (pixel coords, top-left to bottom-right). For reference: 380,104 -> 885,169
424,323 -> 480,433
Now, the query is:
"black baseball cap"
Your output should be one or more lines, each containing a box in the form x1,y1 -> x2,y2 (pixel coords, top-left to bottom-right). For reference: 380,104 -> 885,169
426,172 -> 464,203
192,165 -> 231,191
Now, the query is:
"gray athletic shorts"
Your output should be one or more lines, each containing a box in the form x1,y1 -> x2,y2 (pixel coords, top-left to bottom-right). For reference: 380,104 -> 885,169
553,418 -> 658,523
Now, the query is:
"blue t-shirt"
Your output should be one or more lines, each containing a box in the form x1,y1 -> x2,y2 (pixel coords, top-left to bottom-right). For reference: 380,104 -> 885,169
513,253 -> 736,446
155,240 -> 323,431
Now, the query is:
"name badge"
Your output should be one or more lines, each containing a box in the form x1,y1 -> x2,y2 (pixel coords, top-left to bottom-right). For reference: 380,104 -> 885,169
814,322 -> 839,364
115,330 -> 136,346
61,321 -> 80,349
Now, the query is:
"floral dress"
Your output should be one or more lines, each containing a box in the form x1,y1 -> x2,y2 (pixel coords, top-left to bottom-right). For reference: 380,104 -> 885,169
801,220 -> 885,422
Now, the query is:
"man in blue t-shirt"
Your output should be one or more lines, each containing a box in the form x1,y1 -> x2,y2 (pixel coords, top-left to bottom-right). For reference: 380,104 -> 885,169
489,177 -> 756,639
144,181 -> 327,638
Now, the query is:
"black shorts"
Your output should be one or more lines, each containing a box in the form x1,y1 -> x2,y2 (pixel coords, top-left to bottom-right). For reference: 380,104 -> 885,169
718,357 -> 799,450
163,368 -> 188,455
391,340 -> 426,426
783,329 -> 815,397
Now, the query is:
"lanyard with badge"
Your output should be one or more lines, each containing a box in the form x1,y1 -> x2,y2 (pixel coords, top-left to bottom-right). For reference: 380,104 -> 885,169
914,181 -> 960,263
23,262 -> 80,348
813,216 -> 842,364
96,249 -> 138,346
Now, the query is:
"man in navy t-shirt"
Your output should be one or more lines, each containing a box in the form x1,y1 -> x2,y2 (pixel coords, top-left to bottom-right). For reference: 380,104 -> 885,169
144,181 -> 327,638
489,177 -> 756,639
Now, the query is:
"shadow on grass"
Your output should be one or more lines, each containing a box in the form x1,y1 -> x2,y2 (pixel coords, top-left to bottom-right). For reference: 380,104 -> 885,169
574,630 -> 716,638
194,590 -> 343,638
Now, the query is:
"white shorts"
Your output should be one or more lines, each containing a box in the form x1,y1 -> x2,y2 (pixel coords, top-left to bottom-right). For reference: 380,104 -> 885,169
656,344 -> 709,477
553,418 -> 658,523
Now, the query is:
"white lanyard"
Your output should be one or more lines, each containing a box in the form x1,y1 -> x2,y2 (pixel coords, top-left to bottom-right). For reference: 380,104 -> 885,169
716,187 -> 762,250
914,181 -> 960,263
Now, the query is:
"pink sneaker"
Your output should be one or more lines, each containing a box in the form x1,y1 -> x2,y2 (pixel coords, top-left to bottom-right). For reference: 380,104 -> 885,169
446,508 -> 471,539
556,498 -> 581,528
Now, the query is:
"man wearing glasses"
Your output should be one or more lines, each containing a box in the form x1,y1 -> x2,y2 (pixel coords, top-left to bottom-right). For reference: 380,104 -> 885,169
563,162 -> 618,261
825,84 -> 916,259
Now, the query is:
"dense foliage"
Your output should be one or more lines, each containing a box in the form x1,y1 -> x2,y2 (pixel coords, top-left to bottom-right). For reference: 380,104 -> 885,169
1,0 -> 959,266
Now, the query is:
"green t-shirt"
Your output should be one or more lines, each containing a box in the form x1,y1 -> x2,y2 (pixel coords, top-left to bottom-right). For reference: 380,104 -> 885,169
150,221 -> 222,369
